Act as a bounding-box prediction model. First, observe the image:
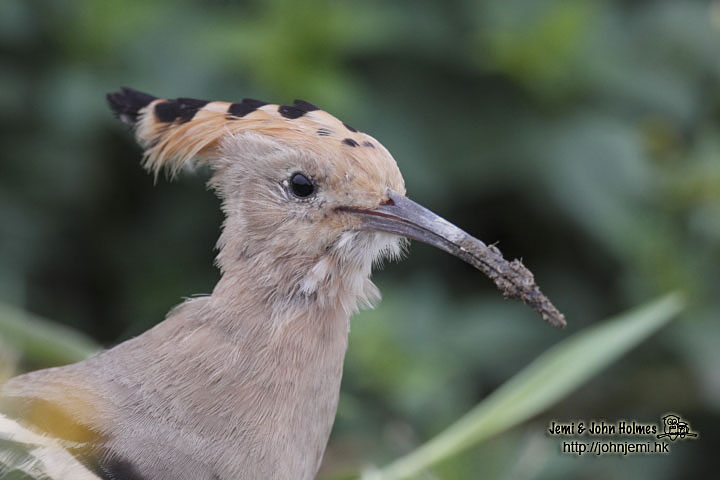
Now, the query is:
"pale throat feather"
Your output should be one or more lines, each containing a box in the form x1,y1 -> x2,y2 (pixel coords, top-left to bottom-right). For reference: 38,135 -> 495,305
298,231 -> 406,317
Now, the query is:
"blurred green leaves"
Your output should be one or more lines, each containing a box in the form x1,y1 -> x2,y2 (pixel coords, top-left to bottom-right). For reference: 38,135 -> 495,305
0,302 -> 98,370
478,0 -> 594,93
364,293 -> 684,479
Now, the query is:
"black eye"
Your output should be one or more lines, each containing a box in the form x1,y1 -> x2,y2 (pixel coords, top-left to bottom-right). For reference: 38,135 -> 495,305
289,172 -> 315,198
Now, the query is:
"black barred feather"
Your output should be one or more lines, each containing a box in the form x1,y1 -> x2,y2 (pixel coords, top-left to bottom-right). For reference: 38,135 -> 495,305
292,99 -> 319,112
227,98 -> 268,118
154,98 -> 209,124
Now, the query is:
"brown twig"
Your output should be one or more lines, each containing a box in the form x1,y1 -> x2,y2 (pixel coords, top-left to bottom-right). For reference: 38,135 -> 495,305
455,239 -> 567,328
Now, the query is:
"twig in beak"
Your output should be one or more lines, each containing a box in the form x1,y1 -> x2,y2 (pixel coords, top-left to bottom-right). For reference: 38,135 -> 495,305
347,189 -> 567,327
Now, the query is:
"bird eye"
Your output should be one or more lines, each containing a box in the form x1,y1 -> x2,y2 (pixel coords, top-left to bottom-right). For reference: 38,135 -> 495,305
289,173 -> 315,198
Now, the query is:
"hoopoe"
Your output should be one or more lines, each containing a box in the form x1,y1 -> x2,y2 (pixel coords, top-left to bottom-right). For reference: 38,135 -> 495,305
0,88 -> 564,480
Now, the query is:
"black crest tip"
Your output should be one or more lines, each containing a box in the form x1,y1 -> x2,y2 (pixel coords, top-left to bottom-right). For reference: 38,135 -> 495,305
154,97 -> 209,124
293,99 -> 320,112
107,87 -> 157,126
228,98 -> 268,118
278,104 -> 307,119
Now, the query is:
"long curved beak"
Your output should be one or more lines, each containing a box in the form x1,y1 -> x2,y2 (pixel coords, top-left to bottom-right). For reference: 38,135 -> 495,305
343,189 -> 566,327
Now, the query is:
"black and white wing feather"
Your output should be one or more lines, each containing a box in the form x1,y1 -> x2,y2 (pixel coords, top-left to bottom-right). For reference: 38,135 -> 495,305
0,413 -> 99,480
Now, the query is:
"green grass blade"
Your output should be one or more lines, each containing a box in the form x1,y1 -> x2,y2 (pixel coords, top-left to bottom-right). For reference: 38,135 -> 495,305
0,302 -> 99,367
367,292 -> 685,480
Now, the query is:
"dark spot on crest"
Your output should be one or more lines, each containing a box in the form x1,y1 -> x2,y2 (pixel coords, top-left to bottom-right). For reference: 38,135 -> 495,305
317,128 -> 333,136
362,141 -> 375,148
228,98 -> 268,118
278,105 -> 306,119
343,122 -> 357,132
293,99 -> 320,112
155,97 -> 209,123
342,138 -> 359,147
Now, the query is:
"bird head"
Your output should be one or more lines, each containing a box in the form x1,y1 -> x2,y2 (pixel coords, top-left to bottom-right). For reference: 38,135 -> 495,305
107,89 -> 409,273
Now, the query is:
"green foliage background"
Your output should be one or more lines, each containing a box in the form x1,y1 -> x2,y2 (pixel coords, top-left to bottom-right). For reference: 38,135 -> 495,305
1,0 -> 718,478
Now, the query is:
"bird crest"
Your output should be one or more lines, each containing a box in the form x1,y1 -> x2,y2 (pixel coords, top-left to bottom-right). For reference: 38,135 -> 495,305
107,88 -> 386,179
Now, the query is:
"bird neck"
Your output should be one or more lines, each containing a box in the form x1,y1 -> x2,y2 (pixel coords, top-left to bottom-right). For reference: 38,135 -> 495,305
111,249 -> 374,478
